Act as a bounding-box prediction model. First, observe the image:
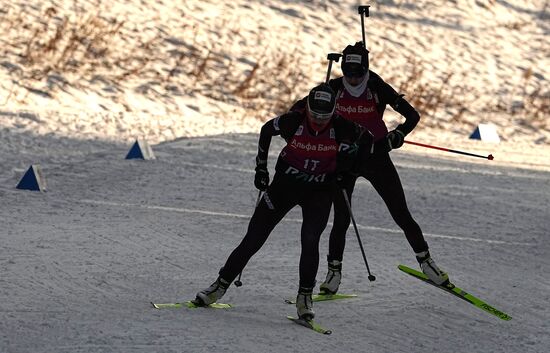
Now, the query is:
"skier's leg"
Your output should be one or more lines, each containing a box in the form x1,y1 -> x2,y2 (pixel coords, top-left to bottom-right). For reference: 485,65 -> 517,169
319,176 -> 357,294
219,178 -> 296,282
368,153 -> 428,253
299,189 -> 332,288
327,176 -> 358,261
368,153 -> 448,284
296,187 -> 332,319
196,177 -> 296,305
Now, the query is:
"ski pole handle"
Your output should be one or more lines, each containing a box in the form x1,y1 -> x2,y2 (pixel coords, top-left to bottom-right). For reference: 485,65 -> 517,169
325,60 -> 333,83
404,140 -> 494,160
325,53 -> 342,83
358,5 -> 370,16
358,5 -> 370,47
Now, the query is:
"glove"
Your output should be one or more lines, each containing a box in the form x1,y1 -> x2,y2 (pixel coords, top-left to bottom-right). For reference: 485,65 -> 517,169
335,172 -> 355,190
254,164 -> 269,191
336,142 -> 359,173
386,129 -> 405,151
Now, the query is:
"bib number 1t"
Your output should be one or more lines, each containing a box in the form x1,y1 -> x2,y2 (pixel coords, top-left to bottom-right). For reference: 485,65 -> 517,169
304,159 -> 320,171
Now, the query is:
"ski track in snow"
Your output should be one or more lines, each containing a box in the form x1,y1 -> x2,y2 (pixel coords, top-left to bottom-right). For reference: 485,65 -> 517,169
1,133 -> 549,353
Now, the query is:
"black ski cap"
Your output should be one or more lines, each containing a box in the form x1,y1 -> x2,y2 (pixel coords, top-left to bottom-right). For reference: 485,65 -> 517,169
307,83 -> 336,116
341,42 -> 369,77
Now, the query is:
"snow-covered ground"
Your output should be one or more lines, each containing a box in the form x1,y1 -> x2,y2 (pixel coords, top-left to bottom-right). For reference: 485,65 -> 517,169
1,0 -> 549,352
1,134 -> 549,353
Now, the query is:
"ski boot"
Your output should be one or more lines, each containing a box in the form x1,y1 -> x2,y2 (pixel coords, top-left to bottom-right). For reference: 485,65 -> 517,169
416,250 -> 449,286
296,286 -> 315,320
195,277 -> 230,306
319,258 -> 342,295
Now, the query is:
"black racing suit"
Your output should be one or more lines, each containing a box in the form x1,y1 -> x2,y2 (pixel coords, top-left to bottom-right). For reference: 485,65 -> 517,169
218,110 -> 371,289
291,72 -> 429,262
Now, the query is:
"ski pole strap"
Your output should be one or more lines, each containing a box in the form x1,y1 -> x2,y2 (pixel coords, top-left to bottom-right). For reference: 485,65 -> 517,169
404,140 -> 494,160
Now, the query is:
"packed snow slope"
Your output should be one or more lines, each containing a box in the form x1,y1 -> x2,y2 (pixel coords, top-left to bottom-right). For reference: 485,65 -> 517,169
1,1 -> 549,352
1,134 -> 549,353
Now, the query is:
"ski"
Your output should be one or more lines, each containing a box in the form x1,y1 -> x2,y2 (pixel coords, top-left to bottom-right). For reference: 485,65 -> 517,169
287,316 -> 332,335
151,300 -> 232,309
398,264 -> 512,321
284,293 -> 357,304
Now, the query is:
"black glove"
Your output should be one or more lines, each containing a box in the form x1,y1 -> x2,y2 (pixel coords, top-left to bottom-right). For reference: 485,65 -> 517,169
386,129 -> 405,151
254,164 -> 269,191
336,142 -> 359,173
335,172 -> 355,190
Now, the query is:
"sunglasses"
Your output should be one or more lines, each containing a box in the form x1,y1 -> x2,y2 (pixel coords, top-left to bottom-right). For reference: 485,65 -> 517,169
309,110 -> 333,121
307,100 -> 335,121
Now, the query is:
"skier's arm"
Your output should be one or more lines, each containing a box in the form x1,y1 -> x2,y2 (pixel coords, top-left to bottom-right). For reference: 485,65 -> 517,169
254,117 -> 279,191
254,113 -> 301,191
333,117 -> 357,178
333,116 -> 374,176
256,117 -> 279,167
390,95 -> 420,135
334,116 -> 374,147
256,112 -> 302,166
372,72 -> 420,135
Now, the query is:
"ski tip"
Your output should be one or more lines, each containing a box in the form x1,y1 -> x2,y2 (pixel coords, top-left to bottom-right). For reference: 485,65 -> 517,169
397,264 -> 409,271
480,305 -> 512,321
151,302 -> 160,309
399,265 -> 513,321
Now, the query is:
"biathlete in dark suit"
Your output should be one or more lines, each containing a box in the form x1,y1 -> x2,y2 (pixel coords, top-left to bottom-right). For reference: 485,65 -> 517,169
291,42 -> 449,295
194,83 -> 374,320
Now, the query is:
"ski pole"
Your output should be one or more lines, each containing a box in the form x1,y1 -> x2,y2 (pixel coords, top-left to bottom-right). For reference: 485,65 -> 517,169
325,53 -> 342,83
234,190 -> 263,287
341,189 -> 376,281
358,5 -> 370,47
404,140 -> 494,160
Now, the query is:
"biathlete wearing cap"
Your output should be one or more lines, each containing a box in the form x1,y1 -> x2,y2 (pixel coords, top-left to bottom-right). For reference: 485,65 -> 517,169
290,44 -> 434,292
218,85 -> 371,290
194,84 -> 373,317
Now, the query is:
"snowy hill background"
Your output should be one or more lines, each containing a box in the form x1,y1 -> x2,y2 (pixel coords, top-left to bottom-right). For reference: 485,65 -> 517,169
1,0 -> 548,144
1,1 -> 550,352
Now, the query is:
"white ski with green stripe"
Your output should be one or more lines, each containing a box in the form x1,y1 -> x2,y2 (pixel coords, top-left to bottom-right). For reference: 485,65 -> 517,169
151,300 -> 232,309
398,264 -> 511,321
